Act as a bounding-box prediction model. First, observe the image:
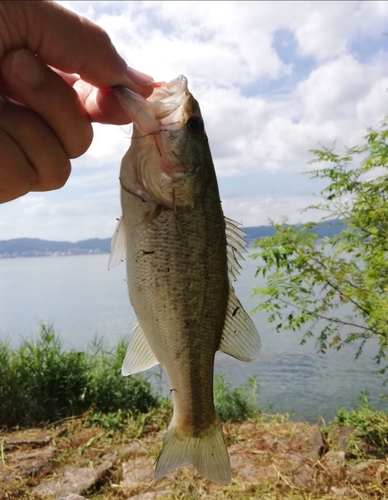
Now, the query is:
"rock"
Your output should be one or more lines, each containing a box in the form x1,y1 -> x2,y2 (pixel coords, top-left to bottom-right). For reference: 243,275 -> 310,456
124,440 -> 143,455
1,445 -> 55,479
121,458 -> 154,487
324,450 -> 346,471
328,426 -> 355,452
253,465 -> 278,483
345,461 -> 373,483
230,455 -> 257,481
292,463 -> 314,487
34,461 -> 113,497
56,495 -> 89,500
330,486 -> 352,497
280,453 -> 314,487
290,428 -> 323,461
261,425 -> 323,461
1,429 -> 52,450
127,492 -> 172,500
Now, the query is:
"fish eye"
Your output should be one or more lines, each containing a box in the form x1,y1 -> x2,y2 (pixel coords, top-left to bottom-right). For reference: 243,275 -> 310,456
186,115 -> 204,134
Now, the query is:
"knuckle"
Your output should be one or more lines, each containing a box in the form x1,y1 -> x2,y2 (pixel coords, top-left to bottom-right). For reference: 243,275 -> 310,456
45,158 -> 72,190
66,124 -> 93,159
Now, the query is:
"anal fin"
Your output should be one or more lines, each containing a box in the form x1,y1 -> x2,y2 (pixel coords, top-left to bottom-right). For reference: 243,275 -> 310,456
122,322 -> 159,375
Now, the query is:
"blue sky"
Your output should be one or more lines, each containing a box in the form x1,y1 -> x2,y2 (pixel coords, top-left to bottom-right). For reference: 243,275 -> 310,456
1,1 -> 388,241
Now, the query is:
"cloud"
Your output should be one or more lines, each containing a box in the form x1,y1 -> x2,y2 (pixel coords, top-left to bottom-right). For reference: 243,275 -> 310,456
2,1 -> 388,240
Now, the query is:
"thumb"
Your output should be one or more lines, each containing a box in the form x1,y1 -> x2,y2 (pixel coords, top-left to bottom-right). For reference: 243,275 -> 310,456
0,1 -> 154,96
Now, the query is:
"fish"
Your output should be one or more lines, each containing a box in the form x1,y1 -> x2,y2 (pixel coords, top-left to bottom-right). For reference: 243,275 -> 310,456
109,75 -> 260,485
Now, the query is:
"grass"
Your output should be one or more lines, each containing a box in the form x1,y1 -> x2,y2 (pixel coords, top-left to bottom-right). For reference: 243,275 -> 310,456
325,391 -> 388,460
1,326 -> 387,498
0,324 -> 265,430
214,372 -> 260,423
0,323 -> 158,428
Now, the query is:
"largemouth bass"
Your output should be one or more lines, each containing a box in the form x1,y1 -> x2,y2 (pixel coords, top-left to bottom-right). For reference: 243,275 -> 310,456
109,75 -> 260,484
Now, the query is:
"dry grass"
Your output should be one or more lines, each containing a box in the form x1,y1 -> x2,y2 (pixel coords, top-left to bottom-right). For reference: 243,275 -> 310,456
1,409 -> 387,500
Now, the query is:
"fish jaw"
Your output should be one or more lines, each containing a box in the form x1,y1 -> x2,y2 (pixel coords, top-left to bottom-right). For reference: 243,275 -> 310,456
113,77 -> 210,209
112,75 -> 189,136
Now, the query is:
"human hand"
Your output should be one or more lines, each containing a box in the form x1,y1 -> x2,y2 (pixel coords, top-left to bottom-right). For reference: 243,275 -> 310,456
0,1 -> 154,203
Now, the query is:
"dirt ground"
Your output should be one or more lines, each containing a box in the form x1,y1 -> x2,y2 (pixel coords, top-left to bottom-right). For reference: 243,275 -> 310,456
1,418 -> 387,500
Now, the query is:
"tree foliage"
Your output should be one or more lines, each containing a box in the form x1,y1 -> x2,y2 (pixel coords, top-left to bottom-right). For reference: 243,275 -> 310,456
252,120 -> 388,371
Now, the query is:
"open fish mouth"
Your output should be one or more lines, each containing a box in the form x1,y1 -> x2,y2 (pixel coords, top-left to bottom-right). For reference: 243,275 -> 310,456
112,75 -> 189,135
150,75 -> 189,121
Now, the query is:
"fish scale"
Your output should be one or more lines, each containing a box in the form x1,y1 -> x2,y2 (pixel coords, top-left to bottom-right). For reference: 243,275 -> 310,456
109,75 -> 260,484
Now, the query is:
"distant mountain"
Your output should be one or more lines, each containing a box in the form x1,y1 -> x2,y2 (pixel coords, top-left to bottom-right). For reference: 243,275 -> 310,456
0,220 -> 346,258
0,237 -> 111,258
243,219 -> 347,244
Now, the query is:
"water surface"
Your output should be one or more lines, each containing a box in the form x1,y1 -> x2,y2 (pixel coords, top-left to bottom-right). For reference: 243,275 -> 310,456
0,253 -> 386,422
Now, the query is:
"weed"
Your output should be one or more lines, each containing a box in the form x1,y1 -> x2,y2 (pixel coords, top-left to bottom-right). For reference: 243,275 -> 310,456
0,323 -> 158,428
214,373 -> 260,422
325,391 -> 388,459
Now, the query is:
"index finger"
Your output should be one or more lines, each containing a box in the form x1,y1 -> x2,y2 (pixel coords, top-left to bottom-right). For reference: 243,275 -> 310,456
0,1 -> 154,96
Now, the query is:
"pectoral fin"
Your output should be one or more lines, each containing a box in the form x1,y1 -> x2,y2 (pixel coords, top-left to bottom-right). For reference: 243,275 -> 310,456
108,216 -> 126,270
219,286 -> 261,362
122,322 -> 160,375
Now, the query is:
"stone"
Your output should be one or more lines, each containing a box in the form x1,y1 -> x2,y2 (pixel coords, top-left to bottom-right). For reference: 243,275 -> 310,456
121,458 -> 154,487
1,446 -> 55,479
34,461 -> 113,497
127,492 -> 173,500
329,426 -> 355,452
56,495 -> 89,500
253,465 -> 279,483
280,453 -> 314,487
2,429 -> 52,450
261,426 -> 324,461
324,450 -> 346,471
230,455 -> 257,481
345,461 -> 372,483
330,486 -> 352,497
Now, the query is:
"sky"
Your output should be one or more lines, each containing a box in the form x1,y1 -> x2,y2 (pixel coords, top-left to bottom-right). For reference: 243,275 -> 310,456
2,1 -> 388,242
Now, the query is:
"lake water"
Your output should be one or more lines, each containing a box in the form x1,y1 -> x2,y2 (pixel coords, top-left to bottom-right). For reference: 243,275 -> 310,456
0,252 -> 387,423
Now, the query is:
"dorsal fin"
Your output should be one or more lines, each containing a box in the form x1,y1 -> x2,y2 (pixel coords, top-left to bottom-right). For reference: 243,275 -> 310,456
108,216 -> 126,270
225,217 -> 247,282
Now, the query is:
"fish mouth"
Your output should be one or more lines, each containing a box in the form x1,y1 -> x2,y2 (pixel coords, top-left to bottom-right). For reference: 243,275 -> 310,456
112,75 -> 189,135
149,75 -> 188,122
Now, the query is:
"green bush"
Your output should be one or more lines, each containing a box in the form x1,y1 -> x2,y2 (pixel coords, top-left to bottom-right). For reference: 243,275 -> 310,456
327,392 -> 388,459
214,372 -> 260,422
0,323 -> 158,428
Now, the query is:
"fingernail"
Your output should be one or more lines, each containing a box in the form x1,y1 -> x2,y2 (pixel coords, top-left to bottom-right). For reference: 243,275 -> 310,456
126,66 -> 154,87
12,50 -> 44,86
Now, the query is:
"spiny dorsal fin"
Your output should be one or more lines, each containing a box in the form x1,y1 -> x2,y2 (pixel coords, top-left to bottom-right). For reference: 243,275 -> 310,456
122,322 -> 159,375
219,285 -> 261,362
225,217 -> 247,282
108,216 -> 126,270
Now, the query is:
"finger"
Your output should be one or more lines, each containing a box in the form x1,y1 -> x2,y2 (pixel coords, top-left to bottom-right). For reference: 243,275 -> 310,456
1,1 -> 154,97
0,95 -> 71,203
1,49 -> 93,158
0,127 -> 37,203
73,80 -> 133,124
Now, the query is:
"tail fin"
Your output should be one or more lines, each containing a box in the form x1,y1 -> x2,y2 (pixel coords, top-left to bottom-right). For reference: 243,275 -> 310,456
154,416 -> 231,485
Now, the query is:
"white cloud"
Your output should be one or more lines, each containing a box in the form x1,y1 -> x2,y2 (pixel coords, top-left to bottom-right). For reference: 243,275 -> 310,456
2,1 -> 388,241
